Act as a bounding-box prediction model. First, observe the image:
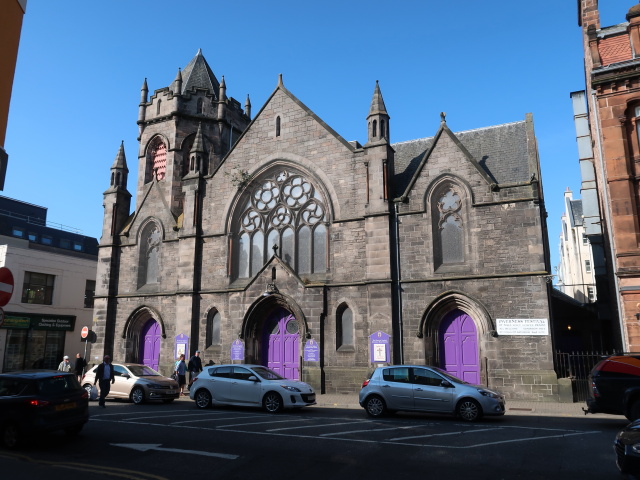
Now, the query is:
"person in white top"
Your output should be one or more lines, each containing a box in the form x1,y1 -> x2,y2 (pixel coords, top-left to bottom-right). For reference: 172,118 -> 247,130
57,355 -> 72,372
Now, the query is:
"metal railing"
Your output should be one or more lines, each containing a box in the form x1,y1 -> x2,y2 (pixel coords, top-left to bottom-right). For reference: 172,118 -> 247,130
555,350 -> 620,402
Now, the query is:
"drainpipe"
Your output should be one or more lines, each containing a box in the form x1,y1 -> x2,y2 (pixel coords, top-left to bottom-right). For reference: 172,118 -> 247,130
394,202 -> 404,364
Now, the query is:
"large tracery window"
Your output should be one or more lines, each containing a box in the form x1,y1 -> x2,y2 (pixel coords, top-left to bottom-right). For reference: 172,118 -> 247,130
138,222 -> 162,288
432,183 -> 465,268
235,169 -> 329,278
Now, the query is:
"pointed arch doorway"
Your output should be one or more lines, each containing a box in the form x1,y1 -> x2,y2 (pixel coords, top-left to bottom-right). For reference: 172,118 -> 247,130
140,319 -> 161,371
261,308 -> 300,380
439,309 -> 480,385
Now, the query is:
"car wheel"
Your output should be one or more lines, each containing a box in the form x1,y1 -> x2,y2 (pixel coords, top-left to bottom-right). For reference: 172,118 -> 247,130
364,395 -> 387,418
64,424 -> 84,436
83,383 -> 93,398
194,389 -> 212,409
457,398 -> 482,422
131,387 -> 145,405
263,392 -> 283,413
1,422 -> 21,449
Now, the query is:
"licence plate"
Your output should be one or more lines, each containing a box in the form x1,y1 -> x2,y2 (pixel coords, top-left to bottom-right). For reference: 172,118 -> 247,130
55,402 -> 77,411
167,390 -> 176,395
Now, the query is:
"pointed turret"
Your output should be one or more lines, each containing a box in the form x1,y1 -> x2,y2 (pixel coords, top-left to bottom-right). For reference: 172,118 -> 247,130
218,75 -> 227,119
189,123 -> 206,174
173,69 -> 183,96
366,81 -> 390,144
110,141 -> 129,189
138,78 -> 148,139
245,94 -> 251,119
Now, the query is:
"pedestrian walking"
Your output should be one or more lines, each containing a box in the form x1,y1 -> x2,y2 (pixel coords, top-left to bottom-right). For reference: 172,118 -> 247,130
94,355 -> 115,408
174,354 -> 187,396
74,353 -> 86,381
57,355 -> 72,372
188,350 -> 203,388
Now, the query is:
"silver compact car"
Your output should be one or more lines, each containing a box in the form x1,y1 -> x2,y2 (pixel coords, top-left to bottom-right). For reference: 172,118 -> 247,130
190,364 -> 316,413
359,365 -> 505,422
82,363 -> 179,405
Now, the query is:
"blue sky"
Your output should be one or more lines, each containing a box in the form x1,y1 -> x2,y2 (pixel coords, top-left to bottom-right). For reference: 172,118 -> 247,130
5,1 -> 637,274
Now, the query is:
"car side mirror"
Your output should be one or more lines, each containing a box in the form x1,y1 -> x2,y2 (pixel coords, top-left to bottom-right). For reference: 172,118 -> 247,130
122,373 -> 130,379
248,375 -> 259,382
440,380 -> 453,388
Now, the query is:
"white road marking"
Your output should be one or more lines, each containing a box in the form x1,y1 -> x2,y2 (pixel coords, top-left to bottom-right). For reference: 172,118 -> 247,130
320,425 -> 422,437
172,414 -> 269,425
112,443 -> 238,460
390,427 -> 503,441
267,421 -> 360,432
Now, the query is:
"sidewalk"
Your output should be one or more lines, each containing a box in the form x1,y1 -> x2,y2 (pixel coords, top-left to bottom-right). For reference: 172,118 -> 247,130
314,392 -> 609,418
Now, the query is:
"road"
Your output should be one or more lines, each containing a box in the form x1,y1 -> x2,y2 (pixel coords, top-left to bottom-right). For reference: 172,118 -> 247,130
0,398 -> 629,480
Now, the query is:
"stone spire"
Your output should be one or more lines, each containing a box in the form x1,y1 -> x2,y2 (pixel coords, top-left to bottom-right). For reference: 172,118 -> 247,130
366,81 -> 390,144
110,141 -> 128,189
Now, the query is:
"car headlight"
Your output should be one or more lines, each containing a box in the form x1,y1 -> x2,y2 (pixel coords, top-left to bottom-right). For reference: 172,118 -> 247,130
280,385 -> 301,392
146,383 -> 162,389
477,389 -> 501,399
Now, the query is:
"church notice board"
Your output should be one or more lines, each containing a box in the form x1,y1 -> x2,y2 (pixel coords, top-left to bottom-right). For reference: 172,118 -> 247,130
496,318 -> 549,336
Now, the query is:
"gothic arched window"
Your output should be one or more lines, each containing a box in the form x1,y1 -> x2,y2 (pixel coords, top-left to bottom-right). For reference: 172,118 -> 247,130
206,309 -> 221,348
197,98 -> 204,115
138,222 -> 162,288
276,116 -> 281,137
234,168 -> 329,278
336,304 -> 354,350
146,137 -> 167,183
432,182 -> 465,268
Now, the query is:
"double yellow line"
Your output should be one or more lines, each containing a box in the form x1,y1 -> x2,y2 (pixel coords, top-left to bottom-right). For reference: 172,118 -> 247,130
0,451 -> 169,480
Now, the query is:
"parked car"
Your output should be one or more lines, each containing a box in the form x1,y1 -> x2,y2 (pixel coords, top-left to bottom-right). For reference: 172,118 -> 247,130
615,419 -> 640,475
359,365 -> 506,422
584,355 -> 640,420
82,363 -> 179,405
0,370 -> 89,448
190,364 -> 316,412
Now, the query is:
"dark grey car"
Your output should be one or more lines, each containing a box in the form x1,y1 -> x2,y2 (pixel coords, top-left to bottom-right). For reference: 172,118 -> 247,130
359,365 -> 505,422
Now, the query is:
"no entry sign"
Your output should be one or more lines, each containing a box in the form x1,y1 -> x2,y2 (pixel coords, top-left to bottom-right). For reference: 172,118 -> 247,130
81,326 -> 89,339
0,267 -> 15,307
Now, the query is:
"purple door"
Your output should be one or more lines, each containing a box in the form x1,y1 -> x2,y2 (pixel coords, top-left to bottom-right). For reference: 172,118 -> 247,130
262,309 -> 299,380
439,309 -> 480,384
140,319 -> 161,371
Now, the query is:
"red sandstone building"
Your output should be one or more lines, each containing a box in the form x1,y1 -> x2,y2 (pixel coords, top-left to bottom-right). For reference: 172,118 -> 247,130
579,1 -> 640,351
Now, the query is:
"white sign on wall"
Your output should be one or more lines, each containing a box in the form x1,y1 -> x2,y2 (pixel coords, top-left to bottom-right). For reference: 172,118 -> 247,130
496,318 -> 549,336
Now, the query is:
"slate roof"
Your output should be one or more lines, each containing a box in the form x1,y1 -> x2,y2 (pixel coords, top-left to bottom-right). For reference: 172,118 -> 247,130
181,49 -> 220,96
392,120 -> 530,196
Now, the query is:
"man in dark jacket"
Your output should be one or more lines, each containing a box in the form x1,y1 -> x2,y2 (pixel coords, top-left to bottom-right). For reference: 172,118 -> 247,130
74,353 -> 86,382
188,350 -> 203,388
94,355 -> 115,408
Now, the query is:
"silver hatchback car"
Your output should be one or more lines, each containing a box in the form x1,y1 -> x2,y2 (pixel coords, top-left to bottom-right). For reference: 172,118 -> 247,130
359,365 -> 505,422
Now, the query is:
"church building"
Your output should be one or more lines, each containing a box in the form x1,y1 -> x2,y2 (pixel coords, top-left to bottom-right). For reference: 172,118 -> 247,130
93,50 -> 556,400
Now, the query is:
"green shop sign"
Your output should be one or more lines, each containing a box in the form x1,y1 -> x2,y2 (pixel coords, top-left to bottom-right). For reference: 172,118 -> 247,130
1,313 -> 76,331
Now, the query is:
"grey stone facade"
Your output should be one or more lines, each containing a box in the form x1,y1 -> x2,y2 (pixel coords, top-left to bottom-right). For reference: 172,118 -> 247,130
93,51 -> 556,400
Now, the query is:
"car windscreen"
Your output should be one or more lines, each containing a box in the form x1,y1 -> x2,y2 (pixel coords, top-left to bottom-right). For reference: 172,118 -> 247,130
432,368 -> 467,384
37,375 -> 81,394
127,365 -> 160,377
251,366 -> 284,380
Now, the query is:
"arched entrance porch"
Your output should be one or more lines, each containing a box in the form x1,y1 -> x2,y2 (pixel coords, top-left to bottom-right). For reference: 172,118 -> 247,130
241,295 -> 308,381
122,307 -> 166,370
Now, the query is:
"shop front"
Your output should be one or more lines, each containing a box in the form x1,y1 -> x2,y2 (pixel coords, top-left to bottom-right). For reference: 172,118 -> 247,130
0,313 -> 76,372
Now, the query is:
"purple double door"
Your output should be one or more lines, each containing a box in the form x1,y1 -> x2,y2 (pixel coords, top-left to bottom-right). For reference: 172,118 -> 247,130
439,309 -> 480,385
140,319 -> 161,371
262,309 -> 300,380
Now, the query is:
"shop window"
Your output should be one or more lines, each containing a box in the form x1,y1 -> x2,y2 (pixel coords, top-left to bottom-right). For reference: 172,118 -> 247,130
233,168 -> 329,278
336,304 -> 354,350
84,280 -> 96,308
21,272 -> 55,305
585,260 -> 592,273
206,310 -> 221,348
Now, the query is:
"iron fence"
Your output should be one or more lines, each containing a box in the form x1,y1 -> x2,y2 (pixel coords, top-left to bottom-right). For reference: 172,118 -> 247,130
555,350 -> 620,402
